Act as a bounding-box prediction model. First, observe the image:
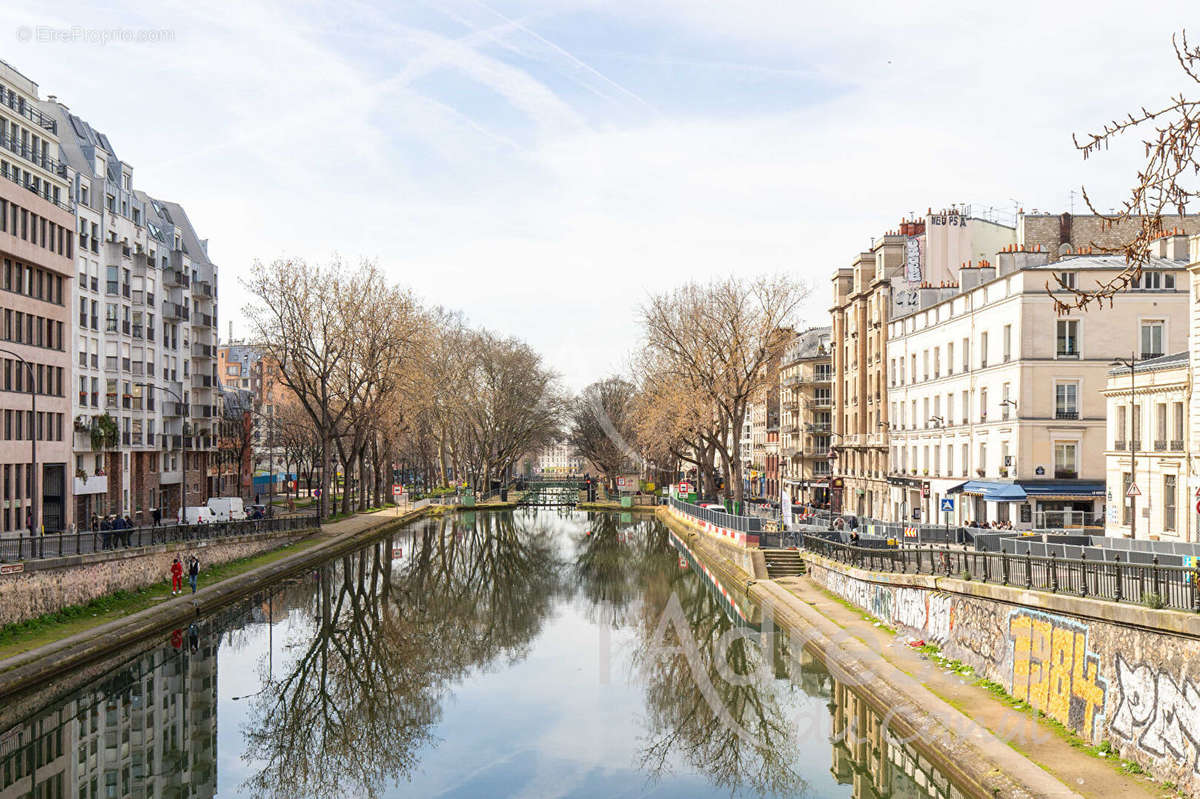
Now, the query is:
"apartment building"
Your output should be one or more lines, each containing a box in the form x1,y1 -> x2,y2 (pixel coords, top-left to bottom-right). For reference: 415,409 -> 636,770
40,95 -> 221,522
887,237 -> 1190,528
779,326 -> 832,507
0,61 -> 74,533
533,440 -> 584,476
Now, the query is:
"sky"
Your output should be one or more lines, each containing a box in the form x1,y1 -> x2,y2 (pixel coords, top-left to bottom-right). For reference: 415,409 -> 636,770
1,1 -> 1195,388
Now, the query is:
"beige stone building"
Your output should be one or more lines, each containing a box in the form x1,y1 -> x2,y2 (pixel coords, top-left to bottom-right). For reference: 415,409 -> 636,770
887,238 -> 1190,528
1100,233 -> 1200,541
779,326 -> 832,507
0,61 -> 74,532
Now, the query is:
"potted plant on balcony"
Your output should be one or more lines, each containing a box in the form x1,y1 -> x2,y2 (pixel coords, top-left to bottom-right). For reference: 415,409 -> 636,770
90,414 -> 118,451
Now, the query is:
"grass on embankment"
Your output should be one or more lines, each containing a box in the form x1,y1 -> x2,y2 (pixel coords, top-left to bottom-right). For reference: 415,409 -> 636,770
0,536 -> 324,662
810,585 -> 1176,793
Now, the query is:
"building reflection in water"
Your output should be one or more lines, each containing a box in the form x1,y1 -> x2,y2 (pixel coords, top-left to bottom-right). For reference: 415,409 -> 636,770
0,625 -> 219,799
828,677 -> 965,799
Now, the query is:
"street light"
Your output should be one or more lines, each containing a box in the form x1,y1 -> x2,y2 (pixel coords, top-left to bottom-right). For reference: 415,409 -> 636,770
1111,352 -> 1138,539
0,348 -> 36,534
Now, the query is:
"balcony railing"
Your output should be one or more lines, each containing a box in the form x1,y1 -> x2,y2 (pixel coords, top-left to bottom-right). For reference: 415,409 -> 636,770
1114,440 -> 1127,451
1171,439 -> 1185,451
1054,409 -> 1079,420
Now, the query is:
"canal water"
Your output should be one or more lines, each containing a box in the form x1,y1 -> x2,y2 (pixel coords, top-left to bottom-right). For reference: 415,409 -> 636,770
0,510 -> 968,799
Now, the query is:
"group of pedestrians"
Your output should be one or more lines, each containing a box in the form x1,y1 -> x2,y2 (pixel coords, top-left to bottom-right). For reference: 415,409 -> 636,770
170,554 -> 201,595
92,513 -> 136,549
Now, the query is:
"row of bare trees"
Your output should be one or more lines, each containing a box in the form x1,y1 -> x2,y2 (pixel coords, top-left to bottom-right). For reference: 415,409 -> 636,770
243,258 -> 561,517
565,275 -> 809,504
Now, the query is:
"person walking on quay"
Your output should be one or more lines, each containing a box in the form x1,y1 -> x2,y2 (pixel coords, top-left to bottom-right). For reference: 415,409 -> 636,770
188,555 -> 200,594
123,515 -> 134,546
151,507 -> 161,527
100,515 -> 112,550
170,556 -> 184,596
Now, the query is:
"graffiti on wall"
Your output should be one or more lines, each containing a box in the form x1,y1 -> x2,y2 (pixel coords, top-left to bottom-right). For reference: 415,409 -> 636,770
822,570 -> 892,622
927,593 -> 952,644
1111,655 -> 1200,775
1009,610 -> 1107,740
950,599 -> 1006,667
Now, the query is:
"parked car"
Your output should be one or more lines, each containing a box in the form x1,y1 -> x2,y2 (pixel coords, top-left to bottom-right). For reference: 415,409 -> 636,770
178,506 -> 213,524
248,504 -> 269,520
206,497 -> 247,522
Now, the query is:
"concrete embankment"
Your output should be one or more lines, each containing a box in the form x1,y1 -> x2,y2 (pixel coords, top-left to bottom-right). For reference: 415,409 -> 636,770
0,507 -> 433,701
657,507 -> 1085,799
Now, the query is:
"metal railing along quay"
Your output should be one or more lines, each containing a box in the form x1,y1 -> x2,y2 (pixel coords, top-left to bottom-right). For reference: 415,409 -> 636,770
0,514 -> 320,563
803,535 -> 1200,612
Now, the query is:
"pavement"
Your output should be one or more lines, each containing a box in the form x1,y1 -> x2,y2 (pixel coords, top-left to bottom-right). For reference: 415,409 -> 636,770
0,507 -> 428,702
657,508 -> 1176,799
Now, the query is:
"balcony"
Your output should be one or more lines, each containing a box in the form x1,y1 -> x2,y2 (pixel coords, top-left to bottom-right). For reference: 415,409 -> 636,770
192,313 -> 215,328
1154,439 -> 1167,451
1054,409 -> 1079,420
162,301 -> 189,321
191,374 -> 213,389
193,343 -> 215,358
165,269 -> 190,287
1114,440 -> 1127,451
1171,439 -> 1185,450
103,240 -> 133,262
73,473 -> 109,496
196,281 -> 213,298
812,397 -> 832,408
1130,439 -> 1142,451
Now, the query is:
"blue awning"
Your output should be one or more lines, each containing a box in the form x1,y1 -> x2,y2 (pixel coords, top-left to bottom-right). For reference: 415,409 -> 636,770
1017,480 -> 1105,498
947,480 -> 1027,501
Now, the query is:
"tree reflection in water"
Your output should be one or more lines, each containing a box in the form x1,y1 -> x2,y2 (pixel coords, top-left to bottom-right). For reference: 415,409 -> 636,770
631,542 -> 812,798
241,511 -> 562,799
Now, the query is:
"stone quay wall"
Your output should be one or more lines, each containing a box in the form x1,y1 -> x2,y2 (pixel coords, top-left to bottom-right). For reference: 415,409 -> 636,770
0,530 -> 310,628
806,554 -> 1200,793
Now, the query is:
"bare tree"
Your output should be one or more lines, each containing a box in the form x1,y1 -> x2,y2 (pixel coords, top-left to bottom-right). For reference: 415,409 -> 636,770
1051,30 -> 1200,311
641,276 -> 807,504
566,377 -> 638,490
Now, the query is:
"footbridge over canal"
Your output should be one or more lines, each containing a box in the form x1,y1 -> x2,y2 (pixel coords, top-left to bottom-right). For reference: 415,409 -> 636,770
516,479 -> 585,507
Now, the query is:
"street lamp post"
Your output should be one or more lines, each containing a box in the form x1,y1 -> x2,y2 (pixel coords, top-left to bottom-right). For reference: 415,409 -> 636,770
0,348 -> 36,534
1112,352 -> 1138,539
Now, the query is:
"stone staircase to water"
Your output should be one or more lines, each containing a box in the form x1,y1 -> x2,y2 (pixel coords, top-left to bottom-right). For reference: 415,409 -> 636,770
763,548 -> 806,579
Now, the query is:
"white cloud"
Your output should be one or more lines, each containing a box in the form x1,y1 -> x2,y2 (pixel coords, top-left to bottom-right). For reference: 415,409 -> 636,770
0,0 -> 1192,387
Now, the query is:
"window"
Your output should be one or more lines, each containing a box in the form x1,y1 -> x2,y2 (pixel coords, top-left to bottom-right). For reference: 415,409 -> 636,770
1140,320 -> 1164,359
1056,320 -> 1079,357
947,444 -> 954,476
980,387 -> 988,422
1059,271 -> 1076,289
962,337 -> 969,372
1001,383 -> 1011,420
1164,474 -> 1178,532
980,331 -> 988,368
1173,402 -> 1185,448
961,443 -> 969,477
1155,403 -> 1167,450
1055,382 -> 1078,420
961,390 -> 969,422
947,342 -> 954,375
978,443 -> 987,476
1003,324 -> 1012,362
1132,403 -> 1142,447
1116,405 -> 1127,447
1054,442 -> 1077,479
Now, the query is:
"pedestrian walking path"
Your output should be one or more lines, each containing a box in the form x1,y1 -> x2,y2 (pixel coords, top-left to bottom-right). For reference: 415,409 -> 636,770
0,507 -> 427,700
770,574 -> 1166,799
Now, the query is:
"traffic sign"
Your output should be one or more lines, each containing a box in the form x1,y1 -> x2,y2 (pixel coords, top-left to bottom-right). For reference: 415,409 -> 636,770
678,482 -> 693,495
939,497 -> 955,513
1127,483 -> 1141,498
1194,496 -> 1200,515
921,482 -> 930,498
392,484 -> 404,497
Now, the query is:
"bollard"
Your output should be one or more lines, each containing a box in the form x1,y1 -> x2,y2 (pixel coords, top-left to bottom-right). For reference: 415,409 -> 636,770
1025,549 -> 1033,589
1152,555 -> 1162,603
1001,550 -> 1009,586
1049,552 -> 1058,593
1114,554 -> 1123,602
1079,550 -> 1088,597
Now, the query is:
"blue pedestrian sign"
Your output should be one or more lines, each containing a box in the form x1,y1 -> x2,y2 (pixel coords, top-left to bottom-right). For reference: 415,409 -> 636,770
939,497 -> 955,513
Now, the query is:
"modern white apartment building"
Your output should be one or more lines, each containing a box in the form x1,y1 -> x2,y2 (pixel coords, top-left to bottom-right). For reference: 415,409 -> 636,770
40,97 -> 221,523
886,239 -> 1190,528
534,440 -> 583,476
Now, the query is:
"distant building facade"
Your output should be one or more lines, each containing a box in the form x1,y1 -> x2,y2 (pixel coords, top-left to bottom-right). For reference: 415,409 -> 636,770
779,326 -> 832,507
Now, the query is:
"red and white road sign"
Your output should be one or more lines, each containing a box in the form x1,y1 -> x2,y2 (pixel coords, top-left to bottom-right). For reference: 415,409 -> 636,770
392,484 -> 403,497
1127,483 -> 1141,498
678,482 -> 693,494
1195,496 -> 1200,515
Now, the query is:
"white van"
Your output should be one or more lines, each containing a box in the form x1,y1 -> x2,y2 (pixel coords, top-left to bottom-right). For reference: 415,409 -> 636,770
178,506 -> 213,524
206,497 -> 247,522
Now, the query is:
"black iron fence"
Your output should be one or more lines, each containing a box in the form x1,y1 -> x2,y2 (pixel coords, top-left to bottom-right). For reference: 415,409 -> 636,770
803,535 -> 1200,612
0,514 -> 320,564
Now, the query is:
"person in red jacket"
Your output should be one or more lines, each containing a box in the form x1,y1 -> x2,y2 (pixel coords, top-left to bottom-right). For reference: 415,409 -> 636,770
170,556 -> 184,595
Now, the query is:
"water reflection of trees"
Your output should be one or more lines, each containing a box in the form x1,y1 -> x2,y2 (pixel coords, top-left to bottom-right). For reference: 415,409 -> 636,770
632,543 -> 809,797
572,514 -> 673,627
242,511 -> 562,799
